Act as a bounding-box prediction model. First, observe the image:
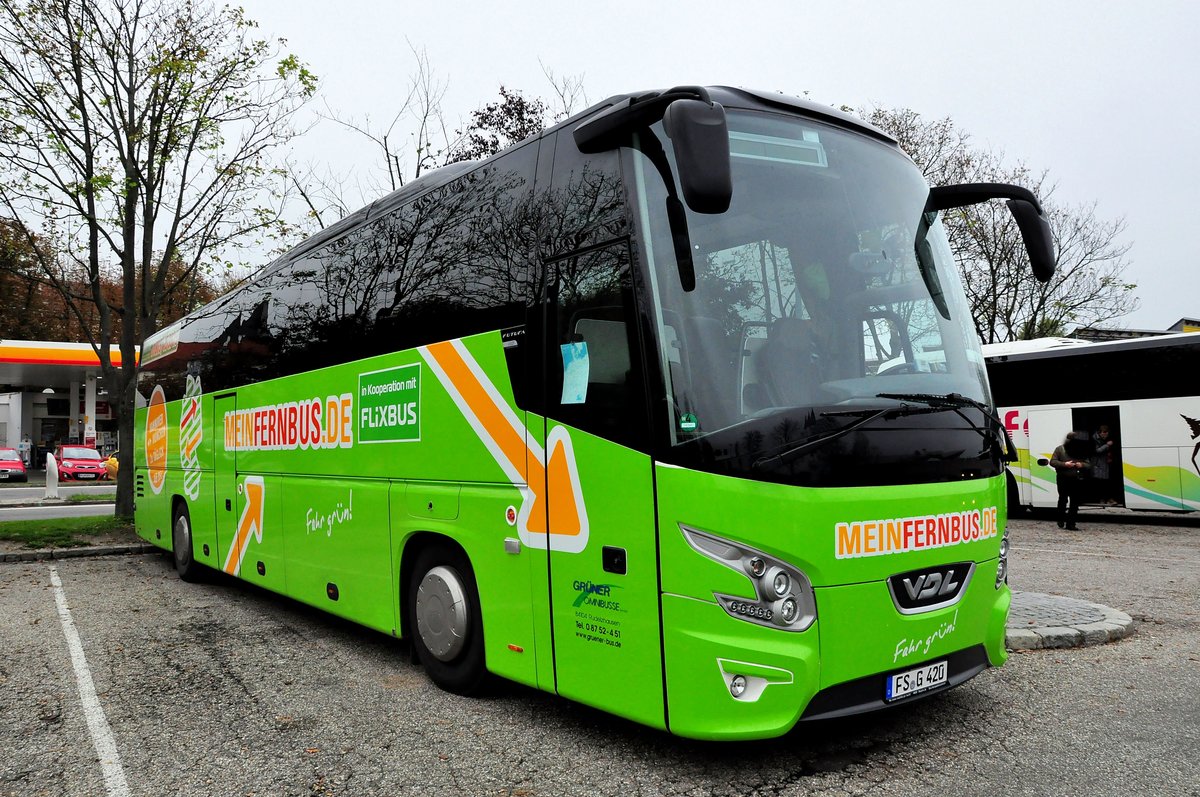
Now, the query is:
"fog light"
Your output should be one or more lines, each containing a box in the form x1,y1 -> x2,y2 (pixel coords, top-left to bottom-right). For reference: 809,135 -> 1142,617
748,557 -> 766,578
729,674 -> 747,697
995,558 -> 1007,585
771,570 -> 791,597
780,597 -> 798,623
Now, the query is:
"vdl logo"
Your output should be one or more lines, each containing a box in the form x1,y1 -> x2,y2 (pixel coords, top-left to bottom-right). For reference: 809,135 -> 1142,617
887,562 -> 974,614
901,570 -> 959,602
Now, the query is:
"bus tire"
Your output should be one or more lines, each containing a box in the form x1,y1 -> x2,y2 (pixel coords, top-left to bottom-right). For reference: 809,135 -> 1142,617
408,542 -> 487,696
171,501 -> 202,583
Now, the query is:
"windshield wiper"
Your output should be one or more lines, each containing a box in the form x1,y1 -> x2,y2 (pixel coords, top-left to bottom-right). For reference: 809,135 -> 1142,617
876,392 -> 1017,462
751,403 -> 948,470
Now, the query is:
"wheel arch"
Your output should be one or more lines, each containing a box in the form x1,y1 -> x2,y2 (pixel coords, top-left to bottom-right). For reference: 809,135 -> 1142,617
398,531 -> 473,642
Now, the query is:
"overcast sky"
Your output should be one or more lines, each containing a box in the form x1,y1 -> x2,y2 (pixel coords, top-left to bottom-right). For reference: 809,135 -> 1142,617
240,0 -> 1198,331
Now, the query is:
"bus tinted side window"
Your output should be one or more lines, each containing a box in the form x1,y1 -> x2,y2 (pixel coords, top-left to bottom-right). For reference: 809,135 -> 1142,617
544,132 -> 627,259
370,143 -> 541,351
143,142 -> 543,397
548,244 -> 649,450
988,341 -> 1198,406
139,277 -> 282,401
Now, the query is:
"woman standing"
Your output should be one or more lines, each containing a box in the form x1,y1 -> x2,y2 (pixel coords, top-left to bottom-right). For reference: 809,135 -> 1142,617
1051,432 -> 1091,530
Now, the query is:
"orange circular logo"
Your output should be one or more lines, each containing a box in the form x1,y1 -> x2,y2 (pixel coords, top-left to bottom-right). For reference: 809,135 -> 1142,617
146,385 -> 168,494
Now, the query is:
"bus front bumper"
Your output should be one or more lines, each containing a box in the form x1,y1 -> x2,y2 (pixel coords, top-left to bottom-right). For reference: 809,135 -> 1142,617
660,569 -> 1010,740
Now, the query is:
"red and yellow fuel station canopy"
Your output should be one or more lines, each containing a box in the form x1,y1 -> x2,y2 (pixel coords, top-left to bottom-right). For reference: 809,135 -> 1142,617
0,340 -> 138,391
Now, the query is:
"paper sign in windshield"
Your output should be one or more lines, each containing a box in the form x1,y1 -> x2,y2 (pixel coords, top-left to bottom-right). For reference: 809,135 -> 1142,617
560,342 -> 590,405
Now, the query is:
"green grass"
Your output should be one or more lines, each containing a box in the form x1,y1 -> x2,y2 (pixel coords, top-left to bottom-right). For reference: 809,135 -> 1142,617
0,515 -> 134,549
64,492 -> 116,504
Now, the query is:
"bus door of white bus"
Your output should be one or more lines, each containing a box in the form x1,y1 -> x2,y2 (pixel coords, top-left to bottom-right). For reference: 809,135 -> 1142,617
1027,408 -> 1073,508
1120,407 -> 1186,511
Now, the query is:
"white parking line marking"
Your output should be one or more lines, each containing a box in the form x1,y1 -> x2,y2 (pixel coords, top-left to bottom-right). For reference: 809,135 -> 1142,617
49,566 -> 131,797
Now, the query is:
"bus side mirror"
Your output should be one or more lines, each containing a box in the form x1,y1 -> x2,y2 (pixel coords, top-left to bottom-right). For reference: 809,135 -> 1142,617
1006,199 -> 1056,283
663,99 -> 732,214
926,182 -> 1057,283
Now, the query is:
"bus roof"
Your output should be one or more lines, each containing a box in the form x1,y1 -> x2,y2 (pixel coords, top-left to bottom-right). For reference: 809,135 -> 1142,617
980,337 -> 1090,358
983,332 -> 1200,363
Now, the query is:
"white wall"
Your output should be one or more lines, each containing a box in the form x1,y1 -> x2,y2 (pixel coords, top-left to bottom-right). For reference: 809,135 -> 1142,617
0,391 -> 22,447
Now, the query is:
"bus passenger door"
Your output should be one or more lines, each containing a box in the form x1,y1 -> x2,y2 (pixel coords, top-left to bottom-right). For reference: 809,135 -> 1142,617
212,393 -> 240,569
539,243 -> 665,730
1028,408 -> 1073,508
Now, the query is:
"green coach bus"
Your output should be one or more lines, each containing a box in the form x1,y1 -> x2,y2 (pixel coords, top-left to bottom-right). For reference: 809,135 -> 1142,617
134,86 -> 1054,740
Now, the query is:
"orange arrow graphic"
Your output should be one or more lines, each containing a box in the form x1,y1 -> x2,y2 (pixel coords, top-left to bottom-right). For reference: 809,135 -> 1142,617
224,475 -> 265,575
420,340 -> 589,552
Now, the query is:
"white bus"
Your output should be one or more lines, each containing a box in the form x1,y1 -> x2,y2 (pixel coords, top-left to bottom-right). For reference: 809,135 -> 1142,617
984,334 -> 1200,513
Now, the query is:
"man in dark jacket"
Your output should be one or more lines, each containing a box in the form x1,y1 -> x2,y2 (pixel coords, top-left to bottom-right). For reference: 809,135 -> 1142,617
1051,431 -> 1091,530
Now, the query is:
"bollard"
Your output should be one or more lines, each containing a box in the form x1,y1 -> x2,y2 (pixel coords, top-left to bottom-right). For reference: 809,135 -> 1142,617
45,453 -> 59,499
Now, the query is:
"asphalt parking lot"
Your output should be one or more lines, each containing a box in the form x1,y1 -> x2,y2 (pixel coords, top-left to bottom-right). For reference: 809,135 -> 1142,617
2,513 -> 1198,797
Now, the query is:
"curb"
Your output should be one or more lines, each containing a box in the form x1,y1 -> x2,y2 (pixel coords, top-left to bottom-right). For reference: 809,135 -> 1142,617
0,542 -> 157,563
1006,591 -> 1134,651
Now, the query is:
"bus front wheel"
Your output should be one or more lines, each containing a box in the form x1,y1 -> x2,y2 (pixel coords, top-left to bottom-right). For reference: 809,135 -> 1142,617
171,502 -> 202,583
408,543 -> 487,696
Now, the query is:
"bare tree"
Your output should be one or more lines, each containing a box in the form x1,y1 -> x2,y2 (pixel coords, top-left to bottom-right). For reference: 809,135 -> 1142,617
294,61 -> 587,232
858,107 -> 977,186
862,107 -> 1137,342
287,42 -> 452,231
0,0 -> 316,514
540,61 -> 589,121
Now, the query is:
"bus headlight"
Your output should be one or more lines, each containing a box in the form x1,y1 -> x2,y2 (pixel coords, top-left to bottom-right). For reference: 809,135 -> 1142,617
780,597 -> 798,623
770,569 -> 791,598
680,525 -> 816,633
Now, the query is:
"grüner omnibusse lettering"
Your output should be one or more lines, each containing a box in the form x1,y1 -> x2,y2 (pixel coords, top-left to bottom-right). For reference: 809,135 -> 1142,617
835,507 -> 998,559
224,394 -> 354,451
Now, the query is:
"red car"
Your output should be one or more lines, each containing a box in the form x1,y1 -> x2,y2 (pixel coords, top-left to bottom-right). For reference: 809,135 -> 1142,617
54,446 -> 109,481
0,447 -> 27,482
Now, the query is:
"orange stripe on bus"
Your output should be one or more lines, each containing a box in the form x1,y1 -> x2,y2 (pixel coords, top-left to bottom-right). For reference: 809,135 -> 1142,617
422,340 -> 590,541
424,341 -> 532,481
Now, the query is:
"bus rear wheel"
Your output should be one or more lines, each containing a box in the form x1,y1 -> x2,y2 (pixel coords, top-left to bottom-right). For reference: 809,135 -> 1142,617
172,502 -> 202,583
408,543 -> 487,695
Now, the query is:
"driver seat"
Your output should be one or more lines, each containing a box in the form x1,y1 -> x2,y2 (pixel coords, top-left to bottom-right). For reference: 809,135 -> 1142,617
761,317 -> 823,407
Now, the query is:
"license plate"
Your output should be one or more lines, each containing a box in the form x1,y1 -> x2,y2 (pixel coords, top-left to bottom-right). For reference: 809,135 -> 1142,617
886,660 -> 948,701
77,473 -> 96,479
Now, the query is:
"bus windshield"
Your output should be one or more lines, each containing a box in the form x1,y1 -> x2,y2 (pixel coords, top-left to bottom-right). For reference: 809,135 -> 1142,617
631,110 -> 993,484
